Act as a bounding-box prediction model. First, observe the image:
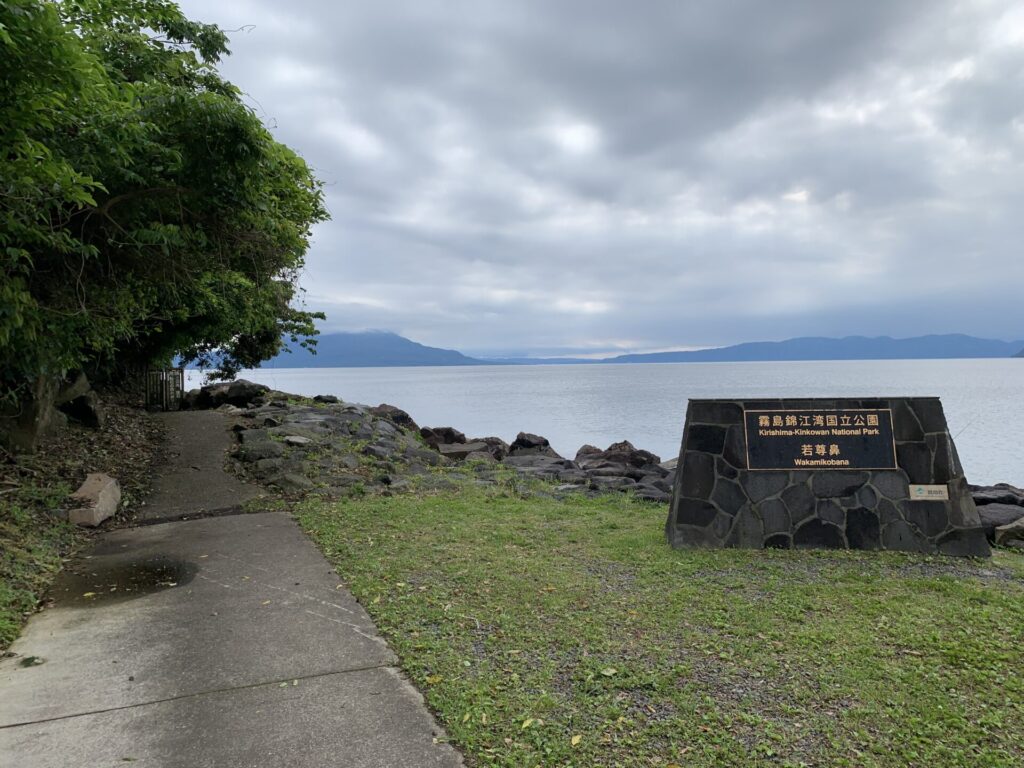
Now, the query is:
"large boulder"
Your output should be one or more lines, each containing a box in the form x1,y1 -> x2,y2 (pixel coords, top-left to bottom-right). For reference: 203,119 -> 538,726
995,518 -> 1024,546
472,436 -> 510,461
971,484 -> 1024,507
579,440 -> 661,469
420,426 -> 466,448
370,404 -> 419,433
185,380 -> 269,410
59,390 -> 104,429
977,503 -> 1024,541
509,432 -> 562,458
54,372 -> 90,406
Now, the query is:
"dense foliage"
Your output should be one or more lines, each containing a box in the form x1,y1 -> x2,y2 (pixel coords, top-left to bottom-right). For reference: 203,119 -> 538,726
0,0 -> 327,402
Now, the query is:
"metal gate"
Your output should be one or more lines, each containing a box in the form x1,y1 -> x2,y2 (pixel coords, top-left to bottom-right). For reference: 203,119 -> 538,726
145,368 -> 184,411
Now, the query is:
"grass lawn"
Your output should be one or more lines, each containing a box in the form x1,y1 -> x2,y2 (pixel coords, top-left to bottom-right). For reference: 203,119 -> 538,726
297,486 -> 1024,768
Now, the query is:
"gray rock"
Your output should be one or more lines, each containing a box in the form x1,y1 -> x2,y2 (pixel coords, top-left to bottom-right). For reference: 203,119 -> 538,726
977,503 -> 1024,540
238,428 -> 270,444
284,435 -> 313,447
188,380 -> 269,409
437,442 -> 489,460
508,432 -> 562,458
55,371 -> 90,406
637,475 -> 671,493
420,426 -> 466,448
369,404 -> 419,432
995,517 -> 1024,546
586,440 -> 661,468
254,457 -> 285,477
59,390 -> 104,428
464,451 -> 498,463
313,394 -> 340,404
473,436 -> 510,460
238,441 -> 285,462
269,473 -> 314,492
363,444 -> 394,461
67,473 -> 120,527
971,484 -> 1024,507
404,446 -> 444,466
330,473 -> 364,488
575,445 -> 602,462
634,487 -> 671,503
586,465 -> 635,478
502,454 -> 573,470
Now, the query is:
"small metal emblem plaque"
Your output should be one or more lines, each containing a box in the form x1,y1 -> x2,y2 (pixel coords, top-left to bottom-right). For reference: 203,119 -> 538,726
908,484 -> 950,501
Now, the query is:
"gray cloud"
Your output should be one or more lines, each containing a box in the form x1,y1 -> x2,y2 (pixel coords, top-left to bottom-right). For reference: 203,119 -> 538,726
180,0 -> 1024,355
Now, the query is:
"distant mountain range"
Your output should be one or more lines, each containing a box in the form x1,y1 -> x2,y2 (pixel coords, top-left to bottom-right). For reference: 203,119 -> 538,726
264,331 -> 1024,368
266,330 -> 487,367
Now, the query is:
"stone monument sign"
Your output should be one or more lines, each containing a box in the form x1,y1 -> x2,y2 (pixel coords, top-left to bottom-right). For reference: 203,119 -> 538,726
666,397 -> 990,557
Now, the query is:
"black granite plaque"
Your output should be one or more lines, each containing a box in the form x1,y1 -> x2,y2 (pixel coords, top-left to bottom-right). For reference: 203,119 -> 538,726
666,397 -> 990,557
744,409 -> 897,470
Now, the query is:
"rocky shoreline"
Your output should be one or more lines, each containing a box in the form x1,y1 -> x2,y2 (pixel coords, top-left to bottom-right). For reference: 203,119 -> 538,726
183,380 -> 1024,548
184,379 -> 676,500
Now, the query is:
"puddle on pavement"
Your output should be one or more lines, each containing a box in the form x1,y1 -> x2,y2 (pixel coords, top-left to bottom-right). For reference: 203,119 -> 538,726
56,555 -> 199,605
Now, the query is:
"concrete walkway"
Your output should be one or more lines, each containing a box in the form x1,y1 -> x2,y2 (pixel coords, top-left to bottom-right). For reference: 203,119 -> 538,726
137,410 -> 261,522
0,412 -> 462,767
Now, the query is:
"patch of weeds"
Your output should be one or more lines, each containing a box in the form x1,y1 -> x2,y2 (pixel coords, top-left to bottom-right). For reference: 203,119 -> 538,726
0,486 -> 79,649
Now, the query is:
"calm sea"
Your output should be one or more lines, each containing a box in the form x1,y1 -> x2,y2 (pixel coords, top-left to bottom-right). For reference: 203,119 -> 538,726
187,359 -> 1023,486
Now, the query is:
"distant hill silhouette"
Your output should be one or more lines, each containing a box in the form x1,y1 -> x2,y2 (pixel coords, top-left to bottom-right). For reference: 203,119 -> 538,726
266,331 -> 488,367
602,334 -> 1024,363
262,331 -> 1024,367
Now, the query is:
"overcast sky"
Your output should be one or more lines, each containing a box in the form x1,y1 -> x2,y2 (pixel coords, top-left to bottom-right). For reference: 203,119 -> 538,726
179,0 -> 1024,357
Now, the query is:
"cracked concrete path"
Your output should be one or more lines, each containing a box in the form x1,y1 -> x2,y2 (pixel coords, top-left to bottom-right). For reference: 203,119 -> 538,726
137,410 -> 262,522
0,413 -> 462,767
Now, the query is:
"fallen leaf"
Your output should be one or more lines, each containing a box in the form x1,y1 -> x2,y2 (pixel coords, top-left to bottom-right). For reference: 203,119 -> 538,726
83,592 -> 97,598
571,735 -> 582,746
521,718 -> 534,730
261,600 -> 271,605
425,674 -> 443,684
462,712 -> 471,723
371,595 -> 381,604
600,667 -> 617,677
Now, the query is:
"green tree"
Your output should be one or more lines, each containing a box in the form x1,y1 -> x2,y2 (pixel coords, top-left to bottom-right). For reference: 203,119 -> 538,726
0,0 -> 327,432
